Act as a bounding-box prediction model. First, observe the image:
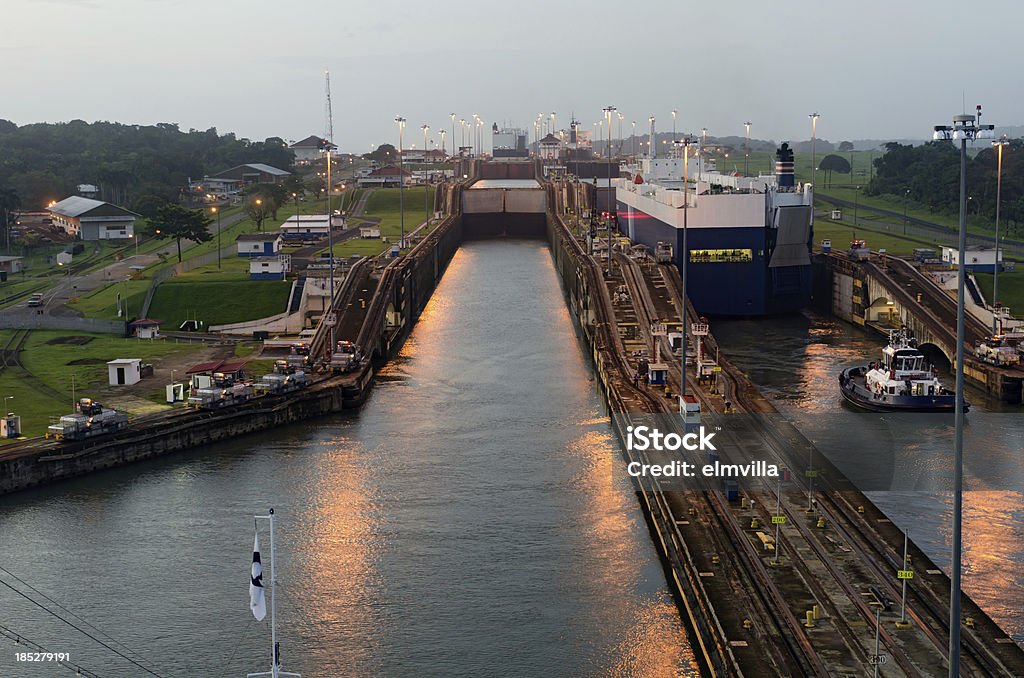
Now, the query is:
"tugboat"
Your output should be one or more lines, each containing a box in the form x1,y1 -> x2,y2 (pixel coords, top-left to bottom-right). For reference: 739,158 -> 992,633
839,328 -> 968,412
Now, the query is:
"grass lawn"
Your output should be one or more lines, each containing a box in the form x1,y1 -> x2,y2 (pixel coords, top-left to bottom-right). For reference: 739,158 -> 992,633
149,278 -> 292,328
2,330 -> 207,437
974,270 -> 1024,313
70,279 -> 151,320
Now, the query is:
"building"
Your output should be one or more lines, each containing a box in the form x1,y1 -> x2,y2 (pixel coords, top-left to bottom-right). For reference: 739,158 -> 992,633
538,133 -> 562,160
107,358 -> 142,386
289,135 -> 327,165
279,214 -> 341,240
129,319 -> 162,339
76,184 -> 99,198
359,226 -> 381,239
48,197 -> 138,240
189,177 -> 243,199
0,256 -> 24,275
492,125 -> 528,158
236,233 -> 283,257
401,149 -> 446,163
940,245 -> 1003,272
357,165 -> 412,188
210,163 -> 290,186
249,256 -> 288,280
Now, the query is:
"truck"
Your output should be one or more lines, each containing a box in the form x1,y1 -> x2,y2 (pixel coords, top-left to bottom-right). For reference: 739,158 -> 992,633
330,340 -> 360,375
47,398 -> 129,441
187,383 -> 254,410
256,371 -> 311,395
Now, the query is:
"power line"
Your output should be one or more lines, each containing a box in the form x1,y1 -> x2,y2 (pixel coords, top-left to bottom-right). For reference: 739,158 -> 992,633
0,622 -> 103,677
0,575 -> 166,677
0,564 -> 155,669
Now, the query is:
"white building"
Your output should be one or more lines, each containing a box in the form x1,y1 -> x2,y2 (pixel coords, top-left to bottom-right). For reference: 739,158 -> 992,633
941,245 -> 1002,272
279,214 -> 341,241
48,196 -> 137,240
249,256 -> 289,280
107,358 -> 142,386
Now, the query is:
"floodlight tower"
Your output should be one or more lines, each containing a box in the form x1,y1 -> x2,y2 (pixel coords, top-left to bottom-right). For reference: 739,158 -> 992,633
931,107 -> 995,678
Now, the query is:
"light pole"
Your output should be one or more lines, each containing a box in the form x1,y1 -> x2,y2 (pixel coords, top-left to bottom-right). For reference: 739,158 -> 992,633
439,129 -> 446,160
671,109 -> 677,146
3,395 -> 12,416
211,206 -> 221,268
649,116 -> 655,159
459,118 -> 465,156
809,112 -> 820,189
617,112 -> 623,156
676,135 -> 696,401
932,110 -> 995,678
853,186 -> 860,230
744,121 -> 751,176
422,124 -> 430,228
255,198 -> 263,232
395,116 -> 406,248
450,113 -> 456,159
903,188 -> 910,236
603,106 -> 617,277
992,135 -> 1008,334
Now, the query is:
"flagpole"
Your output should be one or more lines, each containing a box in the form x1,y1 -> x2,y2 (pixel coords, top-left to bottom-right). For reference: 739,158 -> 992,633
269,508 -> 278,678
249,509 -> 300,678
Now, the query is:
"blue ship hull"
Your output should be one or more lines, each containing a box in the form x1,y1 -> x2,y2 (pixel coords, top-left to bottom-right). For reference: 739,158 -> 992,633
616,200 -> 812,316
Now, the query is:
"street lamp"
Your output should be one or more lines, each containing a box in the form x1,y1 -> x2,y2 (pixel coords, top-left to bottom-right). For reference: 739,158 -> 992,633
992,135 -> 1009,334
631,121 -> 637,163
3,395 -> 13,416
671,109 -> 677,147
932,109 -> 995,678
648,116 -> 655,159
675,135 -> 697,402
902,189 -> 910,236
853,186 -> 860,230
808,112 -> 820,189
395,116 -> 406,248
603,105 -> 617,277
439,128 -> 446,159
744,121 -> 752,176
210,206 -> 221,268
422,124 -> 430,227
450,113 -> 456,159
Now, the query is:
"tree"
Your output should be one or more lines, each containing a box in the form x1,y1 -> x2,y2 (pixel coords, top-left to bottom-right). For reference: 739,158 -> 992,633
818,154 -> 851,188
838,141 -> 854,152
254,183 -> 287,220
244,196 -> 272,232
362,144 -> 397,165
152,203 -> 212,262
283,174 -> 305,198
0,186 -> 21,252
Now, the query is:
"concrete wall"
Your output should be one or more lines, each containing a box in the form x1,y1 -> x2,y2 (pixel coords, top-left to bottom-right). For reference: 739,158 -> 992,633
463,189 -> 504,213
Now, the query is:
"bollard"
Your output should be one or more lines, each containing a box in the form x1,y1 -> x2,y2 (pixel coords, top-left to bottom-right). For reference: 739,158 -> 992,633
816,517 -> 826,528
687,507 -> 696,516
742,619 -> 752,630
804,610 -> 815,628
711,554 -> 720,565
965,617 -> 975,628
857,505 -> 865,513
750,517 -> 759,529
741,497 -> 748,509
812,605 -> 820,620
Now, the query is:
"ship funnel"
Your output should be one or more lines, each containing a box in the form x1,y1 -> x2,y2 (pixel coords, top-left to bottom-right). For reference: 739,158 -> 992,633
775,143 -> 795,188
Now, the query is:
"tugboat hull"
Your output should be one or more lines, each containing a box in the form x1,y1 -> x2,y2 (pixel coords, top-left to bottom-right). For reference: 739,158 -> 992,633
838,367 -> 968,413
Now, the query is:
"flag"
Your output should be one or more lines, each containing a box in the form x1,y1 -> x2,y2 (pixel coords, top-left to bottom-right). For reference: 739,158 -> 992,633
250,532 -> 266,621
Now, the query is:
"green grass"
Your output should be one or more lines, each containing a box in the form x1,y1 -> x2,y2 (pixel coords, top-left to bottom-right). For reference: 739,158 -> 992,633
69,279 -> 150,320
974,270 -> 1024,313
1,330 -> 207,437
149,279 -> 292,328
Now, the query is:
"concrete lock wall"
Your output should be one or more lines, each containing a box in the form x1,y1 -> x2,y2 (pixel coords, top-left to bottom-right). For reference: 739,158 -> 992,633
504,189 -> 546,213
463,189 -> 504,213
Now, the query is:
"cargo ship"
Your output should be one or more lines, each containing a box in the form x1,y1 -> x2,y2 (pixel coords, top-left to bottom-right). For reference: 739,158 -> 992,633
616,143 -> 813,315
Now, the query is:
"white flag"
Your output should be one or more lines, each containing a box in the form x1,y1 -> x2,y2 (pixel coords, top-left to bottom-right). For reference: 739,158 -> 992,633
250,532 -> 266,621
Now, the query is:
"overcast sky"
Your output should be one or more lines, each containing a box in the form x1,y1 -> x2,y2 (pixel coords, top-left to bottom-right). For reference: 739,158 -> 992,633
4,0 -> 1022,152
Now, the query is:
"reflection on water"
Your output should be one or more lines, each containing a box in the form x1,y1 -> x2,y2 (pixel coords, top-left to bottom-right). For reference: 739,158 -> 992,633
715,312 -> 1024,641
0,239 -> 695,676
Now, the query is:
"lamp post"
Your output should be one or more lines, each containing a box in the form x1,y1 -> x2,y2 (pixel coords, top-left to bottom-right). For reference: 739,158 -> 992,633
671,109 -> 677,146
255,198 -> 263,232
853,186 -> 860,230
422,124 -> 430,228
617,112 -> 623,156
3,395 -> 12,416
395,116 -> 406,249
450,113 -> 456,159
649,116 -> 655,159
932,110 -> 995,678
675,135 -> 696,401
992,135 -> 1009,334
603,106 -> 617,277
439,129 -> 446,160
903,189 -> 910,236
744,121 -> 751,176
211,206 -> 221,268
809,112 -> 820,190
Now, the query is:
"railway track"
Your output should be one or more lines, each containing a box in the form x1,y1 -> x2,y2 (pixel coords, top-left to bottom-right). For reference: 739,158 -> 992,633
612,248 -> 1022,675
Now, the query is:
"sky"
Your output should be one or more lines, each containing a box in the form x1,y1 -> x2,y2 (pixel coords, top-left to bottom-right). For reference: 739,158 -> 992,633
4,0 -> 1023,153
